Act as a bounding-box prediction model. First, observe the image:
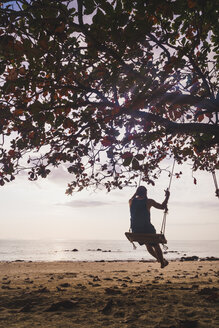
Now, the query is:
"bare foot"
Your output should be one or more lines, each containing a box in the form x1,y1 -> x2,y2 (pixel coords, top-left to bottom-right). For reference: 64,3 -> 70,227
161,259 -> 169,269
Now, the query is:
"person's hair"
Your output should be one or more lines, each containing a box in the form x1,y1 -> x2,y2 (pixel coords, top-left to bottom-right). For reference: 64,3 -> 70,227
132,186 -> 147,199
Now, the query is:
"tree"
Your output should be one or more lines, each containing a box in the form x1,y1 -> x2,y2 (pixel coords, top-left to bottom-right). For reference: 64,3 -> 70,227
0,0 -> 218,192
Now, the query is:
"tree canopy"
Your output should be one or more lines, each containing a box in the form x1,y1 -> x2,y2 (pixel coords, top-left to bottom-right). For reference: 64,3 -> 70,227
0,0 -> 218,192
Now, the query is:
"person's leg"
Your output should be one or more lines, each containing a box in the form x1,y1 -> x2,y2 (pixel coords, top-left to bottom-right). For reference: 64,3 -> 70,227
153,244 -> 168,268
145,244 -> 160,262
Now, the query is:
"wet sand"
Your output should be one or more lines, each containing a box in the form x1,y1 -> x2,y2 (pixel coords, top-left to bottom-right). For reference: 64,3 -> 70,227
0,260 -> 218,328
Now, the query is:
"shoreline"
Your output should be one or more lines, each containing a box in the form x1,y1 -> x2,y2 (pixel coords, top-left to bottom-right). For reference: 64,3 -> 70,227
0,260 -> 218,327
0,255 -> 218,263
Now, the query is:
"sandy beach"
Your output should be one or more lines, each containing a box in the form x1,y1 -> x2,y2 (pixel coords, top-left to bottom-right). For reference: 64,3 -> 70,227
0,260 -> 218,328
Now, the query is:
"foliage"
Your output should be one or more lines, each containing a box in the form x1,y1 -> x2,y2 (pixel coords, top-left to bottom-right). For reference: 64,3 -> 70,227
0,0 -> 218,192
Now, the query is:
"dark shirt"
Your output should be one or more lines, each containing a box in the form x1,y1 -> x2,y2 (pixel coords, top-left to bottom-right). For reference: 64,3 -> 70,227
130,198 -> 156,234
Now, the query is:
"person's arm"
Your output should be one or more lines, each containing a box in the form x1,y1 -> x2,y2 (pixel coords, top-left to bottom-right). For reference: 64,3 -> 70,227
148,190 -> 170,210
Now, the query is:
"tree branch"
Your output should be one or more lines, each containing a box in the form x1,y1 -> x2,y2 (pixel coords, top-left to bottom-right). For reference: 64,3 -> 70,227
147,32 -> 171,61
188,55 -> 212,97
159,93 -> 218,112
131,110 -> 219,137
77,0 -> 84,27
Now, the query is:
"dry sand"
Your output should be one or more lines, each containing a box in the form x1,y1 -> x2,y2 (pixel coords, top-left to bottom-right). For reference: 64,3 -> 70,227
0,260 -> 218,328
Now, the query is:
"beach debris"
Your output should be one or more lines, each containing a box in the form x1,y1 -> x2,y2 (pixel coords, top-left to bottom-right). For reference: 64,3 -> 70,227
92,283 -> 101,287
2,280 -> 11,284
37,287 -> 50,293
93,276 -> 101,282
46,300 -> 78,312
200,256 -> 219,261
190,274 -> 199,279
77,283 -> 83,287
75,283 -> 86,290
152,279 -> 159,284
180,256 -> 199,262
65,272 -> 77,277
58,275 -> 64,279
164,250 -> 180,255
101,299 -> 114,314
24,278 -> 34,284
123,279 -> 133,283
105,287 -> 122,295
56,286 -> 66,292
59,283 -> 71,288
1,285 -> 12,290
87,248 -> 111,252
121,283 -> 128,287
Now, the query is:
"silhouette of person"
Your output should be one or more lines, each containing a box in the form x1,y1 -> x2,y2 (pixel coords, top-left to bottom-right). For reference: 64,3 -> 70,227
129,186 -> 170,268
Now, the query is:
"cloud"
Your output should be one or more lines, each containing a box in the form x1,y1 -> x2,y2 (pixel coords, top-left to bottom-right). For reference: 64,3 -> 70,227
56,199 -> 121,207
172,200 -> 219,209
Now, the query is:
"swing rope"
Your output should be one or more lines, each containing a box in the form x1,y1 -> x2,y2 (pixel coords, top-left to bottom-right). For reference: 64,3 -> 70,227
212,171 -> 219,198
160,159 -> 176,235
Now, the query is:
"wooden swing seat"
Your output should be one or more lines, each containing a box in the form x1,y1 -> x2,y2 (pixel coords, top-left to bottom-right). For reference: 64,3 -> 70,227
125,232 -> 167,245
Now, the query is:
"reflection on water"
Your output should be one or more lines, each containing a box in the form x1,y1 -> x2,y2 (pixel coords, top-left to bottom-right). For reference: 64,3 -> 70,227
0,239 -> 218,262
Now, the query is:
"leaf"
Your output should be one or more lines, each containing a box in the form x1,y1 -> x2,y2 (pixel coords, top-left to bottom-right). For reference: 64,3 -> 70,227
93,8 -> 106,25
55,23 -> 65,34
84,0 -> 96,15
101,137 -> 112,147
0,180 -> 5,186
135,154 -> 144,161
13,109 -> 24,116
198,114 -> 204,122
121,152 -> 133,159
0,62 -> 6,75
39,38 -> 48,50
132,158 -> 140,170
123,157 -> 132,167
187,0 -> 196,8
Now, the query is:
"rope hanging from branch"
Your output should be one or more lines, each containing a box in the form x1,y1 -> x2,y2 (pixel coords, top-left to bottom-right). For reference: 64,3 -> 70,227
160,159 -> 176,235
212,171 -> 219,199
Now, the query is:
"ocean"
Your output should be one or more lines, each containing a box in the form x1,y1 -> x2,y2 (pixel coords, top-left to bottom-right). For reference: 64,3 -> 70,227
0,239 -> 218,262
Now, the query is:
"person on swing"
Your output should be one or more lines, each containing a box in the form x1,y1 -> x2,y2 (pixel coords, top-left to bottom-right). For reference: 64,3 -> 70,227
129,186 -> 170,268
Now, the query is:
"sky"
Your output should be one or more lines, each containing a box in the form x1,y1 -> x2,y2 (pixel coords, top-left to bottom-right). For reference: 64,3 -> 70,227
0,163 -> 218,241
1,1 -> 218,241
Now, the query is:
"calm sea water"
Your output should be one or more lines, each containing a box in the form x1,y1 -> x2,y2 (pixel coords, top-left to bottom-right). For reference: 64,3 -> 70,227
0,239 -> 218,262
